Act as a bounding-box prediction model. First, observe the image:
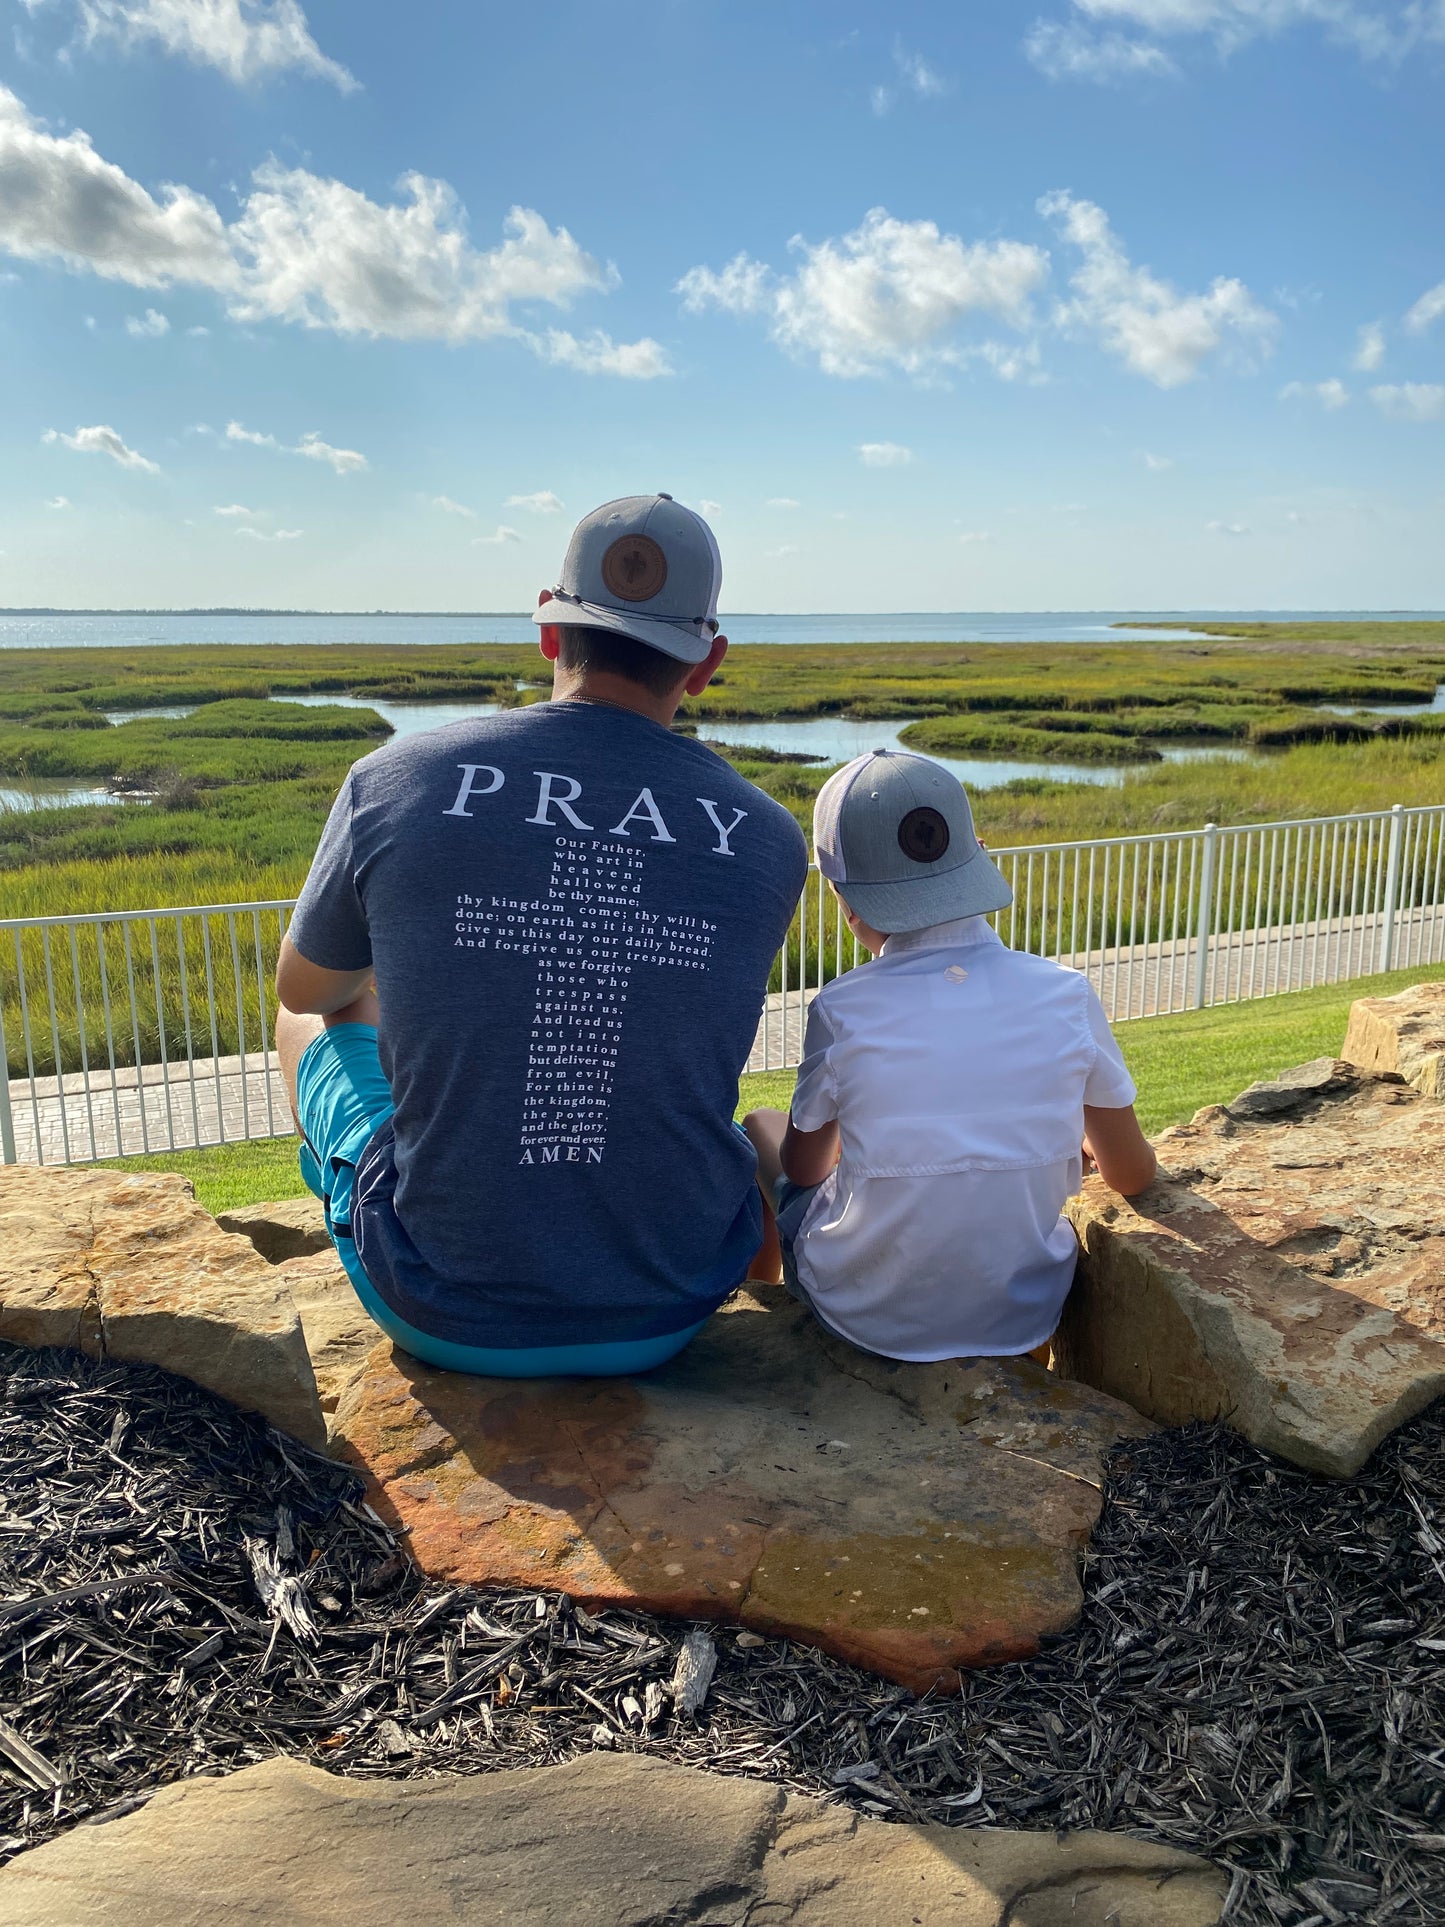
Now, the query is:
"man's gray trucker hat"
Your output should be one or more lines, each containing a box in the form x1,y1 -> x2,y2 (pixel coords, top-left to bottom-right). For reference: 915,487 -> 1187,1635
532,494 -> 722,665
813,749 -> 1013,933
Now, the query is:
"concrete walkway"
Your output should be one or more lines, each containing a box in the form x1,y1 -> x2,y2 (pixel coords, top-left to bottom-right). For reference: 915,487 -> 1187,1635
5,904 -> 1442,1165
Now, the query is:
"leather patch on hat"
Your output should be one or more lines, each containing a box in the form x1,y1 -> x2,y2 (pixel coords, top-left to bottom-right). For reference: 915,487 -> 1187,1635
898,806 -> 950,864
602,534 -> 668,603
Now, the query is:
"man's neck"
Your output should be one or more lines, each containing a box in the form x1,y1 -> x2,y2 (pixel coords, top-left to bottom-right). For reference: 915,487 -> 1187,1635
548,667 -> 683,729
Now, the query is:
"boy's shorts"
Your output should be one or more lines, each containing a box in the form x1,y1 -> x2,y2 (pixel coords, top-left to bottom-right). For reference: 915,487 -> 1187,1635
294,1023 -> 704,1378
771,1171 -> 823,1301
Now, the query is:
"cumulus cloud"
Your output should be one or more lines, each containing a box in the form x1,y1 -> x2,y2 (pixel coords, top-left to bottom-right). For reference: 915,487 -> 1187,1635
43,422 -> 158,470
213,501 -> 259,515
1141,450 -> 1174,469
1404,282 -> 1445,336
678,208 -> 1048,378
38,0 -> 356,90
46,494 -> 71,508
766,496 -> 800,508
0,84 -> 659,371
1040,190 -> 1275,386
1024,0 -> 1444,81
1207,519 -> 1250,535
1352,321 -> 1385,370
431,495 -> 475,518
472,525 -> 522,546
1279,377 -> 1349,408
698,498 -> 722,516
124,305 -> 169,336
224,419 -> 366,472
237,524 -> 302,540
1370,382 -> 1445,422
858,441 -> 912,466
957,529 -> 994,543
504,490 -> 563,513
532,328 -> 670,378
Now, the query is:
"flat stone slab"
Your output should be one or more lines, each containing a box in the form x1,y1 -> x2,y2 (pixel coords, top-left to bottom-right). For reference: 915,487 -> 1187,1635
0,1167 -> 325,1448
0,1752 -> 1227,1927
1060,1062 -> 1445,1475
271,1248 -> 382,1416
1343,979 -> 1445,1099
332,1291 -> 1149,1694
215,1196 -> 331,1263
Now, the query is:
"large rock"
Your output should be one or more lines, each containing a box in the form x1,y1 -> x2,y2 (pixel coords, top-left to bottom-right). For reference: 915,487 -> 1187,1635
333,1291 -> 1149,1694
1342,979 -> 1445,1099
0,1167 -> 326,1449
272,1248 -> 380,1415
1059,1061 -> 1445,1475
216,1196 -> 331,1263
0,1752 -> 1227,1927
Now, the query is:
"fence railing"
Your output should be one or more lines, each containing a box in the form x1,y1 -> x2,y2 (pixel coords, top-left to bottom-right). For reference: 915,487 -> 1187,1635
3,802 -> 1443,1167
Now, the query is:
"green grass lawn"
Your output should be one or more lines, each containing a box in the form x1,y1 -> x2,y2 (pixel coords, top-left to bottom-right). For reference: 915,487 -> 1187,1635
92,961 -> 1440,1215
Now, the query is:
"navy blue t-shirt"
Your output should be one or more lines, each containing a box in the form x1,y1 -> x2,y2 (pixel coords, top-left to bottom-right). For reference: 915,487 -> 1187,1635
286,700 -> 807,1348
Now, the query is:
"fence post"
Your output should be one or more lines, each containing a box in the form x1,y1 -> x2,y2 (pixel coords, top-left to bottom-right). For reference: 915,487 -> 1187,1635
1378,803 -> 1405,975
1191,822 -> 1219,1009
0,1009 -> 14,1165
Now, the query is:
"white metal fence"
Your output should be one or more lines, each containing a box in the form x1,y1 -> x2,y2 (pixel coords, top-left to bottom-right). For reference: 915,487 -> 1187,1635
3,802 -> 1443,1167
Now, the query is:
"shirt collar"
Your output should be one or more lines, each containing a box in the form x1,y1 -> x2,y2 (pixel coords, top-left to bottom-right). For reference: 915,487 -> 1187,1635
881,915 -> 1002,959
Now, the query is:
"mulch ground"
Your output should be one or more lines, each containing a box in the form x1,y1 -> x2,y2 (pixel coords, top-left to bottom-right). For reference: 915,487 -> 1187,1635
1,1341 -> 1442,1927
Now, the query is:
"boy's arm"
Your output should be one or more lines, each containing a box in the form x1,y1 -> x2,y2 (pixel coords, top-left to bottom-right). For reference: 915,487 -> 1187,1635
781,1116 -> 840,1187
1082,1104 -> 1157,1197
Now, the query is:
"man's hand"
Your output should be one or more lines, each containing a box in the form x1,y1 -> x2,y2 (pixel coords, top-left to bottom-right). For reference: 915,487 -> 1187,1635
276,935 -> 374,1017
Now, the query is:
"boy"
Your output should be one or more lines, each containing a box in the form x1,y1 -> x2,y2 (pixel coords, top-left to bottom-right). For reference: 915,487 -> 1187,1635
744,749 -> 1156,1363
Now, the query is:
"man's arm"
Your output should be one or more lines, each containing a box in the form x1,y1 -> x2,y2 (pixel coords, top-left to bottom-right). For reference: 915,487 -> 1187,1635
1082,1103 -> 1157,1197
781,1116 -> 840,1187
275,934 -> 373,1017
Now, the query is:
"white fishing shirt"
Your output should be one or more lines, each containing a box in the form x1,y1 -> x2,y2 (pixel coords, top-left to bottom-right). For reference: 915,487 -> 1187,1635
787,915 -> 1136,1361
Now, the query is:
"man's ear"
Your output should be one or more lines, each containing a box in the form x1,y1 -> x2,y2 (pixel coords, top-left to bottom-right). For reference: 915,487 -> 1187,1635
536,588 -> 560,662
683,633 -> 729,697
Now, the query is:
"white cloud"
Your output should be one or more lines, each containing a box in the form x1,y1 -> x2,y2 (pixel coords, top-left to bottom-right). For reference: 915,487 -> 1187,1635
295,431 -> 365,474
43,422 -> 158,471
124,305 -> 169,336
1370,382 -> 1445,422
1352,321 -> 1385,370
766,496 -> 801,508
0,85 -> 659,372
1040,190 -> 1275,386
0,82 -> 235,289
698,498 -> 722,516
225,419 -> 366,472
873,39 -> 951,111
49,0 -> 356,90
1024,1 -> 1445,81
186,322 -> 210,335
213,501 -> 259,516
1404,282 -> 1445,336
504,490 -> 563,514
472,525 -> 522,546
1279,377 -> 1349,408
46,494 -> 71,508
1024,20 -> 1177,78
431,495 -> 476,518
765,544 -> 799,558
237,524 -> 302,540
1206,520 -> 1250,535
678,208 -> 1049,379
957,529 -> 994,543
1141,450 -> 1174,469
532,328 -> 670,378
858,441 -> 912,466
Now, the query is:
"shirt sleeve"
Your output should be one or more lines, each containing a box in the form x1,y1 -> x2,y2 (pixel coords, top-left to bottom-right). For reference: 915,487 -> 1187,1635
1082,982 -> 1137,1109
286,773 -> 373,972
789,996 -> 839,1131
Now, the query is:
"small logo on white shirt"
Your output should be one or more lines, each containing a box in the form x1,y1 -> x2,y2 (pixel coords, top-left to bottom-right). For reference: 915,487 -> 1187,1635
944,965 -> 969,983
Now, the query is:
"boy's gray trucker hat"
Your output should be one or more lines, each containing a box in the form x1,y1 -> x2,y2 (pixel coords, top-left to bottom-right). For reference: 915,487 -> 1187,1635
813,749 -> 1013,933
532,494 -> 722,665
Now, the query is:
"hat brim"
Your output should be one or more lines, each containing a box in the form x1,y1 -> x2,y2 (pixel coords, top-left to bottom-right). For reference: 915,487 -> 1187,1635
834,848 -> 1013,934
532,598 -> 713,667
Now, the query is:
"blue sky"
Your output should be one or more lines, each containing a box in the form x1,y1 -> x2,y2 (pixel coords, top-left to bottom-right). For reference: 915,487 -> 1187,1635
1,0 -> 1442,612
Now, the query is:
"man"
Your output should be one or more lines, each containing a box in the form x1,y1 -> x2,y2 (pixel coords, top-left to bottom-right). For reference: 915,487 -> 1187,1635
276,494 -> 807,1377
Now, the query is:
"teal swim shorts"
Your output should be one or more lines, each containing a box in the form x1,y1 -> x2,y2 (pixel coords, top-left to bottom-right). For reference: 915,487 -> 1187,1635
294,1023 -> 705,1377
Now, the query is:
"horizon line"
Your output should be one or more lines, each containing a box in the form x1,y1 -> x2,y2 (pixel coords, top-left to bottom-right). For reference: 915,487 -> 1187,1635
1,606 -> 1439,619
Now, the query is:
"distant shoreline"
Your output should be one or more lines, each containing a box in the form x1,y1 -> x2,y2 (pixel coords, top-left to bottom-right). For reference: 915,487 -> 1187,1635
0,607 -> 1436,619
